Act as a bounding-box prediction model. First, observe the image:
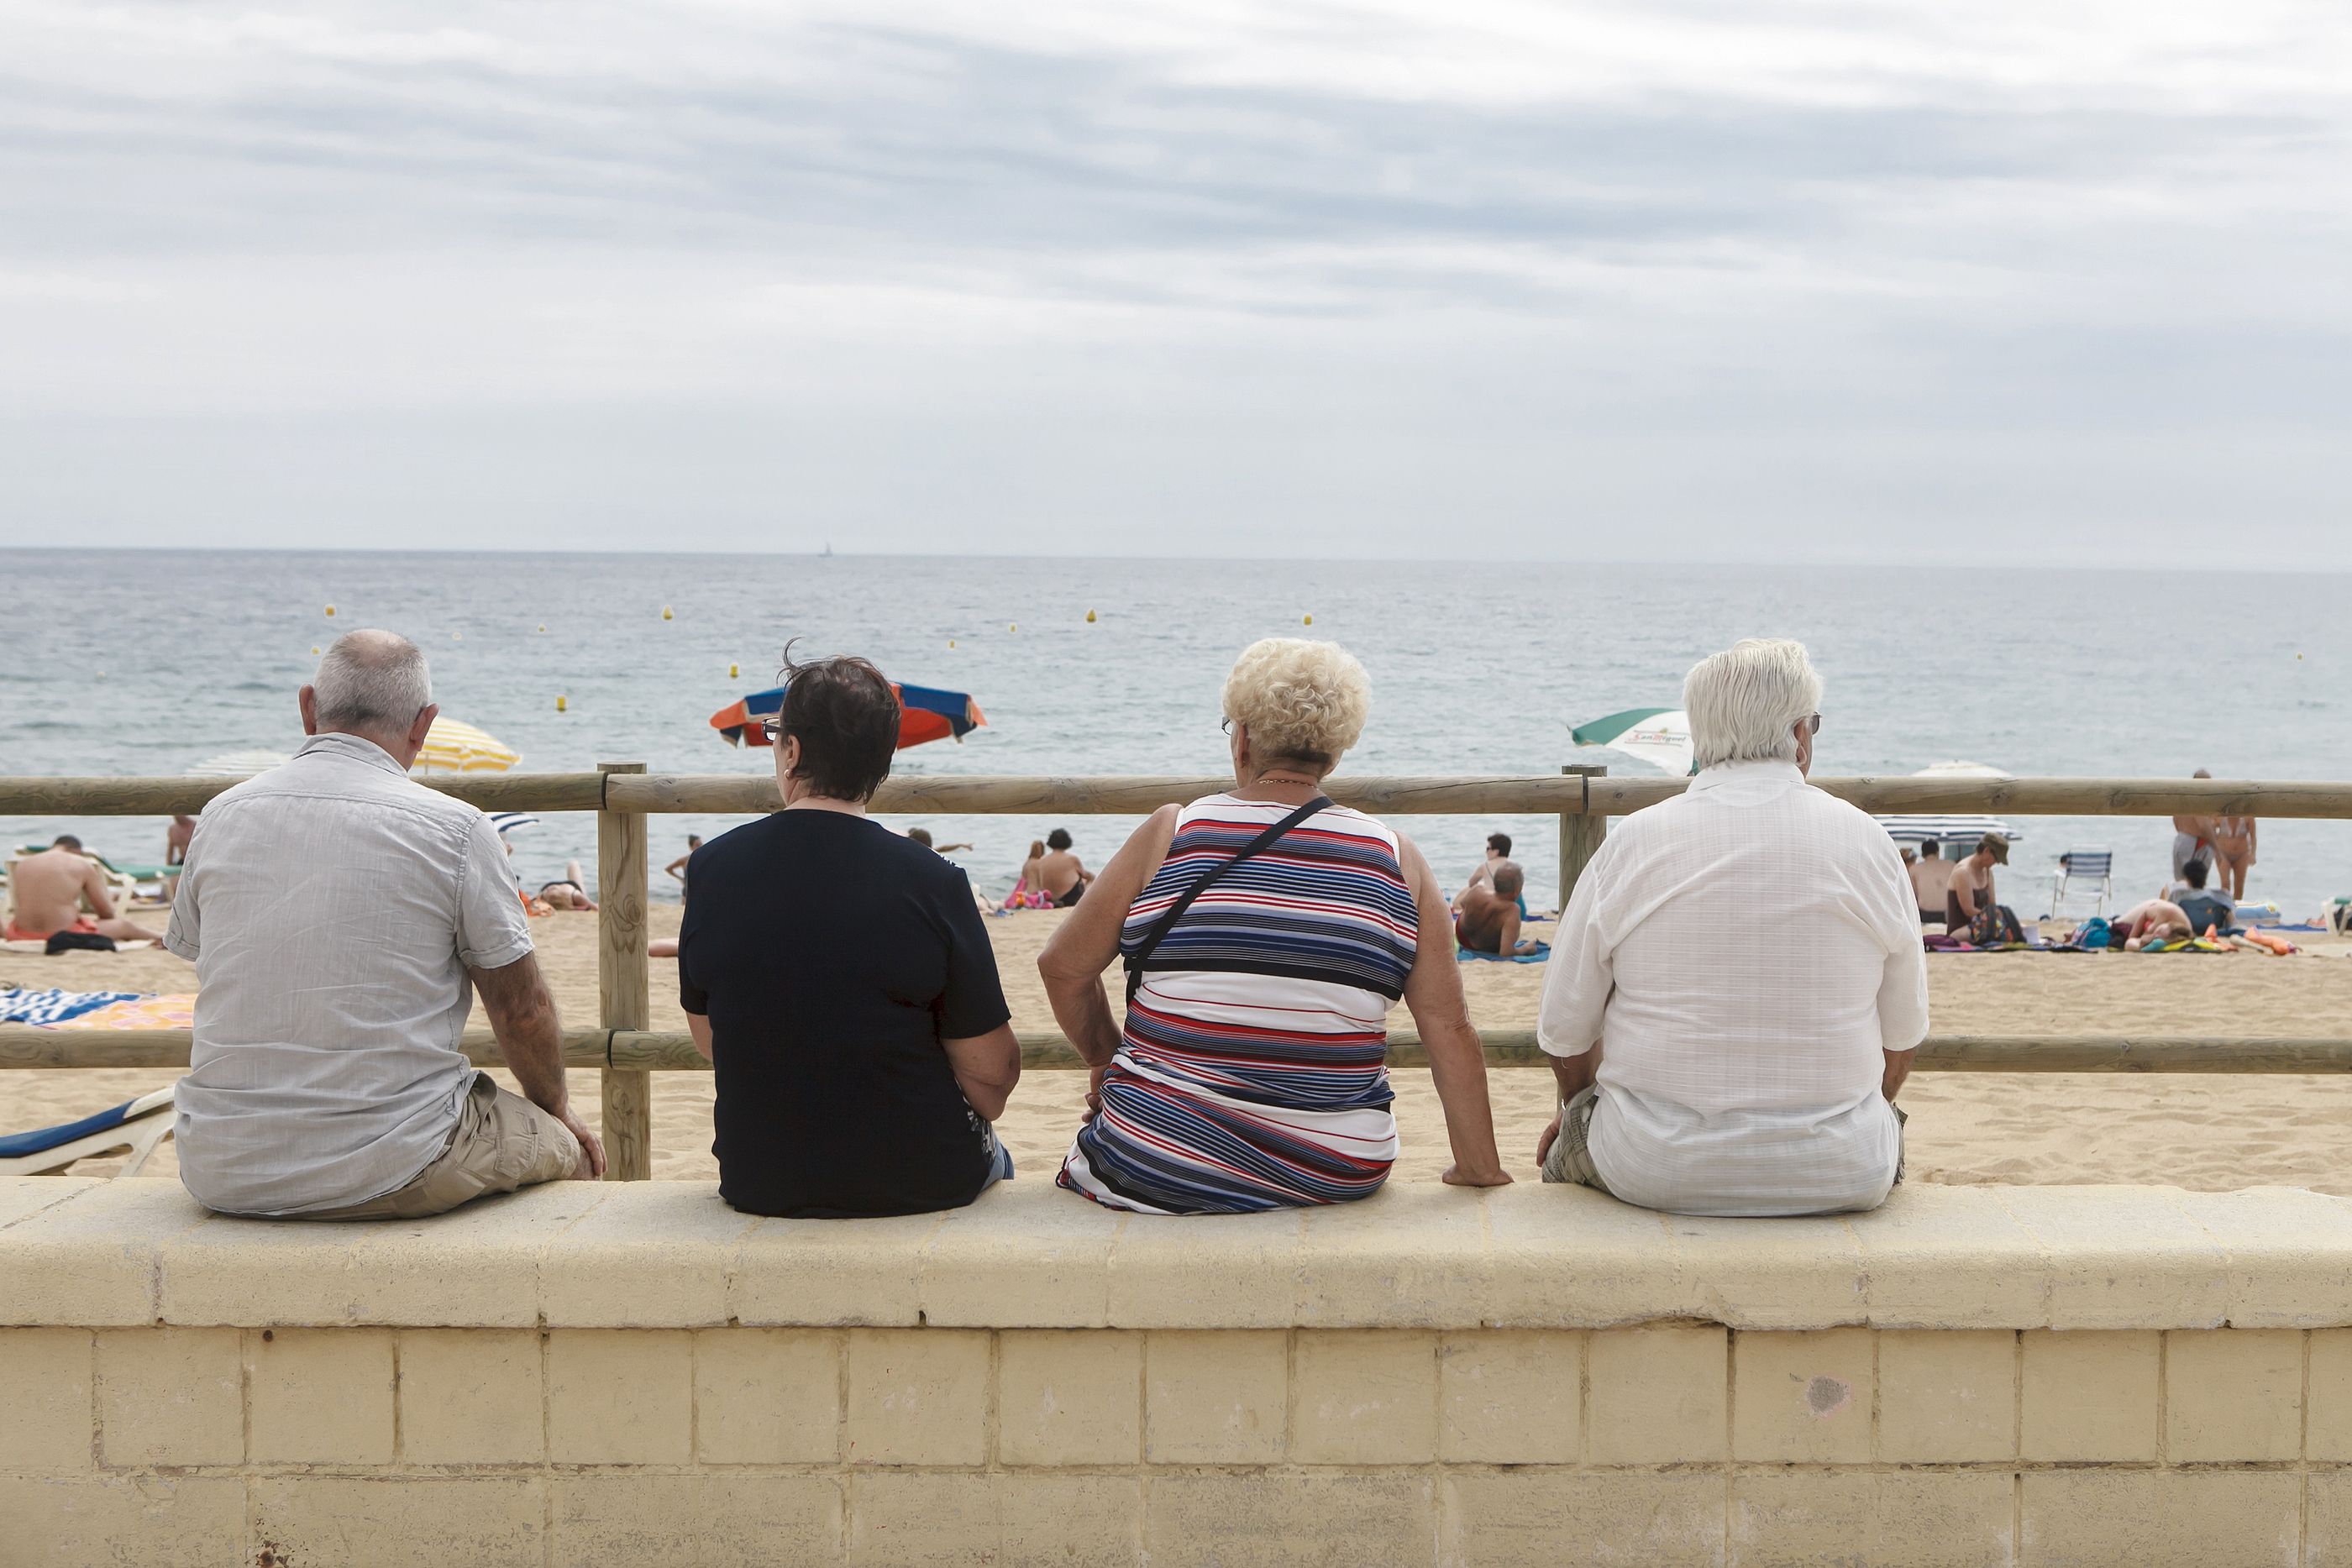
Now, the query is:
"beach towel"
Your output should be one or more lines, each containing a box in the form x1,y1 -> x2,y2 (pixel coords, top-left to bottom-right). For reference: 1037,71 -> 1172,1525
48,994 -> 197,1030
1458,941 -> 1551,963
0,988 -> 144,1026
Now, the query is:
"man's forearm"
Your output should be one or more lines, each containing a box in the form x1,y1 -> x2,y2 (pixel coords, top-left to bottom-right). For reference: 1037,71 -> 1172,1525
1550,1050 -> 1598,1102
1882,1048 -> 1914,1103
493,990 -> 570,1113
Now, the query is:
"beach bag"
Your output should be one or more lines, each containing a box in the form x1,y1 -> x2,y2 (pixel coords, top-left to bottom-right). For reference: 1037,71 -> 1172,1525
1968,901 -> 2024,947
1124,795 -> 1330,1006
2071,917 -> 2113,951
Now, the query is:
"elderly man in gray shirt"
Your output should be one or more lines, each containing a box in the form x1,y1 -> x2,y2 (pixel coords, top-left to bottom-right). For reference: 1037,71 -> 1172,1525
165,630 -> 604,1218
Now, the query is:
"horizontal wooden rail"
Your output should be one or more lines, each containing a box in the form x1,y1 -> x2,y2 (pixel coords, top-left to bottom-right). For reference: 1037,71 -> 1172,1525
8,773 -> 2352,819
8,1025 -> 2349,1074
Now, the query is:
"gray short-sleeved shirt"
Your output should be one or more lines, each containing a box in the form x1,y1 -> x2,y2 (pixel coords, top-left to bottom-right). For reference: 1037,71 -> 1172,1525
165,732 -> 535,1215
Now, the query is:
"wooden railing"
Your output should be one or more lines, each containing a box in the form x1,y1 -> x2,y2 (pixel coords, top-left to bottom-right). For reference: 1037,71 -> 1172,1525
7,768 -> 2348,1178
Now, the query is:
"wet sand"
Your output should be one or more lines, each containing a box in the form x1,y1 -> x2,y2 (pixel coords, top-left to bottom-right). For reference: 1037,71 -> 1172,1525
9,905 -> 2352,1192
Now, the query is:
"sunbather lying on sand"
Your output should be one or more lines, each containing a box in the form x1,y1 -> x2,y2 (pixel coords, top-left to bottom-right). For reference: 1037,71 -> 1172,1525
2111,899 -> 2193,952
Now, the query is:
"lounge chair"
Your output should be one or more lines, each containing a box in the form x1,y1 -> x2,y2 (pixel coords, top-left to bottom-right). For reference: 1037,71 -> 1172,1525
2049,848 -> 2113,919
0,1087 -> 176,1177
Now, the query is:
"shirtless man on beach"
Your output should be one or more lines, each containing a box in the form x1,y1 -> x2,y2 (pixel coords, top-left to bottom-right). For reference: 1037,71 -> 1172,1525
1457,863 -> 1539,956
1907,838 -> 1956,926
5,836 -> 164,944
2111,898 -> 2193,952
1039,828 -> 1091,907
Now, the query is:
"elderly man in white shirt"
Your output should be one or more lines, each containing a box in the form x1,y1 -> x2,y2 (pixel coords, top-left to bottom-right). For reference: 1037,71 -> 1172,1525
1536,637 -> 1928,1217
166,630 -> 605,1218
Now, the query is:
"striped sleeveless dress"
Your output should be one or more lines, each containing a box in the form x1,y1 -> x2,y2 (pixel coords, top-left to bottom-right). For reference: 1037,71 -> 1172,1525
1057,794 -> 1419,1214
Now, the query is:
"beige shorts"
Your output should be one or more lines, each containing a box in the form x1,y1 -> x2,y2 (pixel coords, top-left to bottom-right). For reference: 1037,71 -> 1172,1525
1540,1089 -> 1908,1193
305,1073 -> 583,1220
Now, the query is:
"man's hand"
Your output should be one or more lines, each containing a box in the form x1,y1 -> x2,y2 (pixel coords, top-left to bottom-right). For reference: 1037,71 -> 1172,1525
1442,1162 -> 1513,1188
561,1108 -> 607,1177
1536,1109 -> 1563,1165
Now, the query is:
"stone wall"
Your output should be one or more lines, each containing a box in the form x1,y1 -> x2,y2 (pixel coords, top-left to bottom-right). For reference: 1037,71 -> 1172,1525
5,1175 -> 2352,1565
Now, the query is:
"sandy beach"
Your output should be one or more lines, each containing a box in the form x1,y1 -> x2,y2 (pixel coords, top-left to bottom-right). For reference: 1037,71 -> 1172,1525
8,904 -> 2352,1193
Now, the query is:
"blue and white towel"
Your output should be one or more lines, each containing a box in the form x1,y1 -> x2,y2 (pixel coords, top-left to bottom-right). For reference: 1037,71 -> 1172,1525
0,988 -> 144,1026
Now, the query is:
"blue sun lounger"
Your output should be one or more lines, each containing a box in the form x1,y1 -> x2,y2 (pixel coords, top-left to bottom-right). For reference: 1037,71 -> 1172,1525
0,1086 -> 176,1177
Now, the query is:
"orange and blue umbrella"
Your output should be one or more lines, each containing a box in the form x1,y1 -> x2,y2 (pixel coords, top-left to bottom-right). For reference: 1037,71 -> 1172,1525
709,680 -> 986,752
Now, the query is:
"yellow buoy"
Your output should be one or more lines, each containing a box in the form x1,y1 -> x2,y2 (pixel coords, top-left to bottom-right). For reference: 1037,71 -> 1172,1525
1086,609 -> 1097,623
452,631 -> 462,641
538,624 -> 547,633
310,646 -> 320,656
949,639 -> 957,648
729,662 -> 740,678
662,606 -> 674,621
1303,613 -> 1312,626
324,605 -> 336,616
1009,623 -> 1017,633
556,695 -> 568,713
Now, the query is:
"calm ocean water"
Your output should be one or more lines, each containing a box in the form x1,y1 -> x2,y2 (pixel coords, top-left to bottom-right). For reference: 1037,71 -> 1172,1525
6,550 -> 2348,918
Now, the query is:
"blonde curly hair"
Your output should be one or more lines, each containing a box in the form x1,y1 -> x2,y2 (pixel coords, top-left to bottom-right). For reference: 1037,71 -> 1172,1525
1221,638 -> 1371,769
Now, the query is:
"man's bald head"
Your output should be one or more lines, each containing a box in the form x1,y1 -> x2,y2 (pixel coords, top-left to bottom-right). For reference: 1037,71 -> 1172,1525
310,630 -> 433,747
1491,861 -> 1525,899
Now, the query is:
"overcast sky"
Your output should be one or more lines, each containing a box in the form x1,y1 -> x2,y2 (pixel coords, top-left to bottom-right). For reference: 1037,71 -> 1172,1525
3,0 -> 2347,564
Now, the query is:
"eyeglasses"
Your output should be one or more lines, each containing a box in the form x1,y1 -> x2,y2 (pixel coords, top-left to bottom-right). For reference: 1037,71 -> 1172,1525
1221,717 -> 1232,735
1806,714 -> 1821,735
760,717 -> 784,742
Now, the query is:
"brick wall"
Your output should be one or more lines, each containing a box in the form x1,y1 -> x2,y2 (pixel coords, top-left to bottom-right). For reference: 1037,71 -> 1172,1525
8,1175 -> 2352,1565
6,1323 -> 2351,1564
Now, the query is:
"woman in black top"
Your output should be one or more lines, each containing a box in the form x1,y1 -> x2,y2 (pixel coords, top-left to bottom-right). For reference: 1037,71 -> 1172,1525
678,651 -> 1021,1217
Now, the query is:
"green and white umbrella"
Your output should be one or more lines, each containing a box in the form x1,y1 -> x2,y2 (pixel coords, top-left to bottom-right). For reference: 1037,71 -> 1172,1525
1569,707 -> 1693,776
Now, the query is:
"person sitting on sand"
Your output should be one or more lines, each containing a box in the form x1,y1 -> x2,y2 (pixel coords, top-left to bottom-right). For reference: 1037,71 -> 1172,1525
1945,834 -> 2024,944
1005,839 -> 1055,909
1038,827 -> 1092,907
2110,898 -> 2193,951
1041,636 -> 1507,1212
166,630 -> 603,1218
1907,837 -> 1956,926
2163,857 -> 2234,936
164,813 -> 196,901
5,835 -> 165,946
1536,637 -> 1926,1217
1457,862 -> 1540,956
680,648 -> 1021,1218
1454,832 -> 1530,919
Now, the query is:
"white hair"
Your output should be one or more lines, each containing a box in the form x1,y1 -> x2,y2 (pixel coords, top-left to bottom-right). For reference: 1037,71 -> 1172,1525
312,629 -> 432,737
1222,637 -> 1371,768
1683,637 -> 1823,769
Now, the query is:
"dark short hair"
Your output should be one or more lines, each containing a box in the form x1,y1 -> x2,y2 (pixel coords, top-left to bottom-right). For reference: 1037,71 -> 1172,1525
1919,837 -> 1940,857
1047,828 -> 1073,851
907,827 -> 933,847
776,648 -> 900,803
51,834 -> 82,852
2182,857 -> 2209,889
1487,832 -> 1512,856
687,835 -> 703,847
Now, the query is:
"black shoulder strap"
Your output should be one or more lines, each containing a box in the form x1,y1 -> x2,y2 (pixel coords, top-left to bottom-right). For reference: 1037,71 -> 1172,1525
1125,795 -> 1331,1006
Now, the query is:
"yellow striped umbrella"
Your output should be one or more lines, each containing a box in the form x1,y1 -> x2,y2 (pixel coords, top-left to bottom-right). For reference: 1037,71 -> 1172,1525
412,716 -> 522,774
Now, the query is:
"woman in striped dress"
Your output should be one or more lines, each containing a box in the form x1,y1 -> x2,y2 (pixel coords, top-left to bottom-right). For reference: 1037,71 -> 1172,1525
1041,638 -> 1509,1214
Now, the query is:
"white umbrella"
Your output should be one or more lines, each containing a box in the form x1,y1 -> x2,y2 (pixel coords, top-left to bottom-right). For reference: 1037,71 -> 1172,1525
1875,762 -> 2024,846
186,748 -> 293,778
1568,707 -> 1693,776
487,812 -> 539,839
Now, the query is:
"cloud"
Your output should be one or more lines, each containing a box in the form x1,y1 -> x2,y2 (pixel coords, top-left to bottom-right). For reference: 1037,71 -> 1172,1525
0,0 -> 2346,560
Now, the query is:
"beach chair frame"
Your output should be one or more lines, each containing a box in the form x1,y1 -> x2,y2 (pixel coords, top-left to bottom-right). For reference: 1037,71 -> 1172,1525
2049,848 -> 2114,919
0,1087 -> 176,1177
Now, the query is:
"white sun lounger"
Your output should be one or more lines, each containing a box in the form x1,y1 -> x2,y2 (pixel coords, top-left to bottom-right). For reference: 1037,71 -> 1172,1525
0,1086 -> 176,1177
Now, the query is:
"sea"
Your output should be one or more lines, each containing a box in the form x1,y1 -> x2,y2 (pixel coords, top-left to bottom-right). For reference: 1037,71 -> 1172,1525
6,549 -> 2349,920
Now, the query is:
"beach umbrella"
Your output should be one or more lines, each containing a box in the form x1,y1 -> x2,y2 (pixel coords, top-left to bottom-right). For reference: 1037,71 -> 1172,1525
1874,762 -> 2024,846
186,748 -> 293,778
412,716 -> 522,774
709,680 -> 987,753
487,811 -> 539,839
1569,707 -> 1693,776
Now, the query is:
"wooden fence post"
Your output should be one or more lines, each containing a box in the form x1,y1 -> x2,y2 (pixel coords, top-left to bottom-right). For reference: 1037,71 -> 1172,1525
597,761 -> 653,1181
1558,763 -> 1608,914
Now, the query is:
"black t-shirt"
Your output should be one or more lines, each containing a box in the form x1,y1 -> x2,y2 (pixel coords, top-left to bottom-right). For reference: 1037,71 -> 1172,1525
678,811 -> 1012,1218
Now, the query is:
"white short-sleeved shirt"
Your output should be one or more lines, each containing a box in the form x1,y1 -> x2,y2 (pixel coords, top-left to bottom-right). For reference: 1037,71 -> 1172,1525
1536,759 -> 1929,1217
165,732 -> 534,1215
